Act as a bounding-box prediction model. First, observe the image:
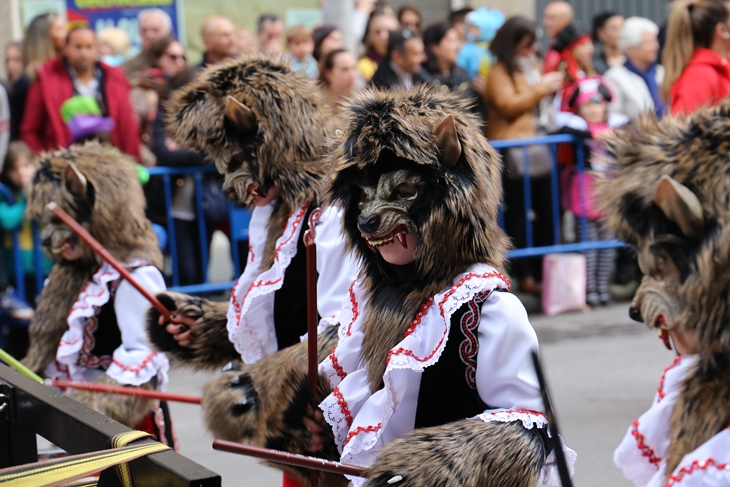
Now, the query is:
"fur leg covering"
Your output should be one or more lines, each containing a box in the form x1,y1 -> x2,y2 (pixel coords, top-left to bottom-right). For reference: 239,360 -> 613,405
201,325 -> 346,487
364,420 -> 547,487
145,291 -> 239,369
665,355 -> 730,479
65,373 -> 155,429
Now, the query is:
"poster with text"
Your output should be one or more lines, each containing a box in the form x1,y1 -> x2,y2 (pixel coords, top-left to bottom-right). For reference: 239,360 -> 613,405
65,0 -> 185,54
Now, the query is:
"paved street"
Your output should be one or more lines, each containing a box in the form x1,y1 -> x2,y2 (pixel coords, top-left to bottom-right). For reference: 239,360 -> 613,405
166,276 -> 675,487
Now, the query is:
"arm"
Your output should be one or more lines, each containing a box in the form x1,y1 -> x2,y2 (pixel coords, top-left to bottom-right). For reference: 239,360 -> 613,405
0,198 -> 26,231
486,63 -> 549,122
114,78 -> 141,160
19,80 -> 46,153
314,205 -> 359,330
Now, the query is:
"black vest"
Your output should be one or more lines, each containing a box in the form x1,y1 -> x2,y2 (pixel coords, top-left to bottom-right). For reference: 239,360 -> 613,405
76,278 -> 123,370
414,289 -> 501,429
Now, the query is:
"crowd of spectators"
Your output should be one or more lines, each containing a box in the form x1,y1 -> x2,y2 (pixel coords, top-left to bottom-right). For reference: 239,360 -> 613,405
1,0 -> 730,312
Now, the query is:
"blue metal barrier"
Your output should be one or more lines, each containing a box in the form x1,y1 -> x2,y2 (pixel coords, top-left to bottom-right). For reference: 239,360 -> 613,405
490,134 -> 624,259
7,134 -> 623,297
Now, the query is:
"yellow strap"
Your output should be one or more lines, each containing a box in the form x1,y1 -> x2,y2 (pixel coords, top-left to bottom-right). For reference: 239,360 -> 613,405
111,430 -> 156,487
0,435 -> 168,487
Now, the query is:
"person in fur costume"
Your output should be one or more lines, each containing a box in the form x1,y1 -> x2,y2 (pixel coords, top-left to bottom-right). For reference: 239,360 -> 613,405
601,103 -> 730,486
157,84 -> 576,487
21,142 -> 174,445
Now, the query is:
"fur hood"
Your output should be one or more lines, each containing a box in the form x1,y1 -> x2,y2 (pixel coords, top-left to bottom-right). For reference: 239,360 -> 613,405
165,55 -> 331,210
327,85 -> 509,295
596,102 -> 730,354
26,142 -> 162,269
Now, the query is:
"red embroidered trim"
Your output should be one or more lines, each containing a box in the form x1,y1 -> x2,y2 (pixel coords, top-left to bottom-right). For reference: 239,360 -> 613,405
274,205 -> 309,254
112,352 -> 157,374
664,459 -> 729,486
329,348 -> 347,380
404,297 -> 434,337
345,281 -> 359,336
65,268 -> 116,320
303,207 -> 323,246
76,315 -> 113,369
657,355 -> 683,402
248,244 -> 255,263
631,419 -> 661,467
387,271 -> 509,364
491,409 -> 546,418
345,423 -> 383,445
459,290 -> 491,389
332,387 -> 354,428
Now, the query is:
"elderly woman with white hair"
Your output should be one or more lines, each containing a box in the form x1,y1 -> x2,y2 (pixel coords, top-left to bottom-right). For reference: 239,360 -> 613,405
604,17 -> 665,120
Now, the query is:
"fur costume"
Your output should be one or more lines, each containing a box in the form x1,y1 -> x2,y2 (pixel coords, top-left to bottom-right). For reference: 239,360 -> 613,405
21,143 -> 173,444
600,103 -> 730,486
146,56 -> 357,370
184,85 -> 576,487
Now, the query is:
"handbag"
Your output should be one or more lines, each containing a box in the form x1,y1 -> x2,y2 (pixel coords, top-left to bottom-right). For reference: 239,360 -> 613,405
542,253 -> 587,316
503,143 -> 553,179
201,176 -> 230,223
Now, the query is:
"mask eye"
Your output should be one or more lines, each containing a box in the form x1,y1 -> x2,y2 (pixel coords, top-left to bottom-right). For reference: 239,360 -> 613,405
394,184 -> 418,200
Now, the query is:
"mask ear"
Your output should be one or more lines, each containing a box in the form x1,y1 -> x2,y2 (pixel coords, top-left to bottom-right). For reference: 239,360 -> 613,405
434,115 -> 462,167
64,162 -> 87,199
225,96 -> 256,133
653,175 -> 705,239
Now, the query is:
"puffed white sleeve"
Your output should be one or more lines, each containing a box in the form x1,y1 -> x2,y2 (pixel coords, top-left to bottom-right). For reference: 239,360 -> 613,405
472,291 -> 576,485
105,266 -> 170,390
314,205 -> 359,331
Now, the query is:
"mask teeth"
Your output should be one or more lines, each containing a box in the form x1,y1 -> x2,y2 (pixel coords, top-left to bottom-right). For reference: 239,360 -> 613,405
396,232 -> 408,249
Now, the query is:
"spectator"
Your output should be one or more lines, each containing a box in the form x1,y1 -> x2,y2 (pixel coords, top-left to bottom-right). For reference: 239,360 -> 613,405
9,12 -> 67,141
319,49 -> 358,114
422,22 -> 481,113
486,16 -> 563,294
371,29 -> 427,89
592,12 -> 625,74
123,8 -> 173,78
99,27 -> 131,67
313,25 -> 345,63
551,23 -> 596,91
456,7 -> 504,80
20,27 -> 140,158
150,37 -> 187,79
397,5 -> 423,34
449,7 -> 473,46
0,85 -> 8,173
200,16 -> 239,68
148,68 -> 213,285
236,26 -> 257,55
358,10 -> 398,81
543,1 -> 575,74
662,0 -> 730,114
257,13 -> 284,56
0,142 -> 48,324
4,42 -> 23,88
286,25 -> 318,78
605,17 -> 664,120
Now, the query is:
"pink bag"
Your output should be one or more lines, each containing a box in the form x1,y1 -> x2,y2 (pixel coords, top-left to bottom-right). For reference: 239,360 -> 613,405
542,253 -> 587,316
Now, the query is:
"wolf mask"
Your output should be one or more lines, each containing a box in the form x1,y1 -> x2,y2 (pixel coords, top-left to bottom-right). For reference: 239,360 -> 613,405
596,103 -> 730,476
327,85 -> 510,390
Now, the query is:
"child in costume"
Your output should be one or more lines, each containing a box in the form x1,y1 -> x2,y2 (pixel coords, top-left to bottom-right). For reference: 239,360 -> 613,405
598,103 -> 730,486
21,143 -> 174,446
167,84 -> 576,487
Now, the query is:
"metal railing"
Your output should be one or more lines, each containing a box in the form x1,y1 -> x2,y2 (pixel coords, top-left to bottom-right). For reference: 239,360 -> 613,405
1,134 -> 622,299
0,363 -> 221,485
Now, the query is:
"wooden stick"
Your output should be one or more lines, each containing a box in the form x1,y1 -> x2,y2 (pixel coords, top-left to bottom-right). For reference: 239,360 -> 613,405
531,351 -> 573,487
304,223 -> 319,487
47,202 -> 176,323
0,348 -> 44,383
50,380 -> 202,404
212,440 -> 367,477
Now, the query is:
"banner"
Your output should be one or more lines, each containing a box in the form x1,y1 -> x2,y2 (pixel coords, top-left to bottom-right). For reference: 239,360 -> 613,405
65,0 -> 185,53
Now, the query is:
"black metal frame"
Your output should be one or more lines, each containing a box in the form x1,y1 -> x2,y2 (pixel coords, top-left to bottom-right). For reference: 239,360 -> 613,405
0,364 -> 221,487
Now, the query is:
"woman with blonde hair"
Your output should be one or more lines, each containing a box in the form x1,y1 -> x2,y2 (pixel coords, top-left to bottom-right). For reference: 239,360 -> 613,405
662,0 -> 730,114
9,12 -> 67,141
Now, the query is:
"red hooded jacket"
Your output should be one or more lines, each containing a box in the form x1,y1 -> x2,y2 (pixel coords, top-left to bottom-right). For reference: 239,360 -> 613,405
670,48 -> 730,115
20,56 -> 140,159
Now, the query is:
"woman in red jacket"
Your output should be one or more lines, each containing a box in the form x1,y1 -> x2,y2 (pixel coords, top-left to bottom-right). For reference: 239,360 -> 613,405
662,0 -> 730,115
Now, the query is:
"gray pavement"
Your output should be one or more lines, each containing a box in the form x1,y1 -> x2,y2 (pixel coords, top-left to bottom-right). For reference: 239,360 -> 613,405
165,274 -> 675,487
